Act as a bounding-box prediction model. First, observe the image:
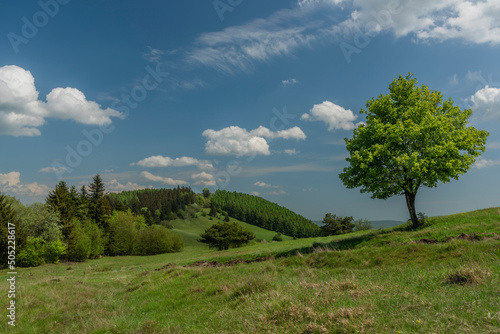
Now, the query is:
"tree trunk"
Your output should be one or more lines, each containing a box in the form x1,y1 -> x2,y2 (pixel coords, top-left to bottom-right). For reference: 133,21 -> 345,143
405,190 -> 419,228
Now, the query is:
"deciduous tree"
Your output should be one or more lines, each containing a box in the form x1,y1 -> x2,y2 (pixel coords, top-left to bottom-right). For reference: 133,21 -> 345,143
340,74 -> 488,227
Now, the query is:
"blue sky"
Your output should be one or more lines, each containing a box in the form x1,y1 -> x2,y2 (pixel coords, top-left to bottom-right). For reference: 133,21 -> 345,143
0,0 -> 499,221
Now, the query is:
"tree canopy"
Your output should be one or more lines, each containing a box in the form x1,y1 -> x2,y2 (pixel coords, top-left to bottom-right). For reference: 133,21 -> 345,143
339,73 -> 489,227
199,222 -> 255,251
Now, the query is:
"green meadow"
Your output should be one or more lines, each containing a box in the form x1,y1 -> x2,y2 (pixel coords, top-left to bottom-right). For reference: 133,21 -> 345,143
1,207 -> 499,333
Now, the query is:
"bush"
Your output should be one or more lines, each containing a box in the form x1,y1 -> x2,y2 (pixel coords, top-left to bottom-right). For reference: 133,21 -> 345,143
107,211 -> 140,256
135,225 -> 173,255
18,238 -> 66,267
83,220 -> 106,259
107,210 -> 184,256
43,239 -> 66,264
272,233 -> 283,242
17,237 -> 46,267
199,222 -> 255,251
66,220 -> 91,262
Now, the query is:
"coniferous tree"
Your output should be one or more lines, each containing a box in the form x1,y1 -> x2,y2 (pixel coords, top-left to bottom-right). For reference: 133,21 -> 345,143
88,175 -> 111,230
46,181 -> 75,238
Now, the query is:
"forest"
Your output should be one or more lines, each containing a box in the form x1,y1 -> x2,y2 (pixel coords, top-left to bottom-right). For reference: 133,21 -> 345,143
211,190 -> 320,238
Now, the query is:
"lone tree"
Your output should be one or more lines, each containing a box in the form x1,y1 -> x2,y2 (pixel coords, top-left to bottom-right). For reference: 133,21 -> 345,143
199,222 -> 255,251
339,74 -> 488,228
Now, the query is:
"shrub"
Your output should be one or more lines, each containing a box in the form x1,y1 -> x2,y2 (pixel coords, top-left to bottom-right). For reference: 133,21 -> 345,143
199,222 -> 255,250
43,239 -> 66,264
135,225 -> 184,255
106,211 -> 139,256
84,220 -> 106,259
17,237 -> 46,267
66,220 -> 91,262
272,233 -> 283,242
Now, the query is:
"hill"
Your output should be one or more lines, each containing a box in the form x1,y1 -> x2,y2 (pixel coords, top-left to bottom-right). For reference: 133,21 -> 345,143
211,190 -> 320,238
2,207 -> 499,333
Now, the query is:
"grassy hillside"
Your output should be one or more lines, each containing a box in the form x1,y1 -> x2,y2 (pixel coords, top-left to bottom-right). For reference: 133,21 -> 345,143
170,213 -> 293,249
1,207 -> 499,333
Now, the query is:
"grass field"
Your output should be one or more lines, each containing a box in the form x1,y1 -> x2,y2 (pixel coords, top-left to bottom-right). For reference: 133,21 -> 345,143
1,208 -> 499,333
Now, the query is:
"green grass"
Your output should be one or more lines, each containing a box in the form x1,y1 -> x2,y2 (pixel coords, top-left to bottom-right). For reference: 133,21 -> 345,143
1,207 -> 499,333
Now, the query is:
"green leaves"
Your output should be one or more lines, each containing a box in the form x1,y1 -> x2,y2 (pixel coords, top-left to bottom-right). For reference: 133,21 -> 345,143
339,73 -> 489,226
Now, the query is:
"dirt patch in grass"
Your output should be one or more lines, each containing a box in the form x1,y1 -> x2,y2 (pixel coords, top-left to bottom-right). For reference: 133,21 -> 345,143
416,232 -> 499,244
446,265 -> 491,285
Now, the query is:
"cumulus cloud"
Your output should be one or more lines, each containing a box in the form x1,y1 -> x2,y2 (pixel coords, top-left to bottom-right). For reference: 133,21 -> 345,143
470,86 -> 500,120
203,125 -> 306,157
140,171 -> 188,186
0,65 -> 123,136
251,191 -> 260,196
301,101 -> 363,131
0,171 -> 50,196
105,179 -> 149,193
131,155 -> 213,169
191,172 -> 216,186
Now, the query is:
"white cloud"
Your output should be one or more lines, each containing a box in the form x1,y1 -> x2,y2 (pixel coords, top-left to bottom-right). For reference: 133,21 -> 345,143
250,126 -> 306,140
282,78 -> 299,86
254,181 -> 280,188
140,171 -> 188,185
473,157 -> 500,169
251,191 -> 260,196
191,172 -> 216,186
186,0 -> 500,76
301,101 -> 363,131
336,0 -> 500,45
38,166 -> 68,174
284,149 -> 299,155
268,190 -> 287,196
0,171 -> 50,196
470,86 -> 500,120
131,156 -> 213,169
203,125 -> 306,157
0,65 -> 123,136
45,87 -> 123,125
105,179 -> 149,193
185,8 -> 320,74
